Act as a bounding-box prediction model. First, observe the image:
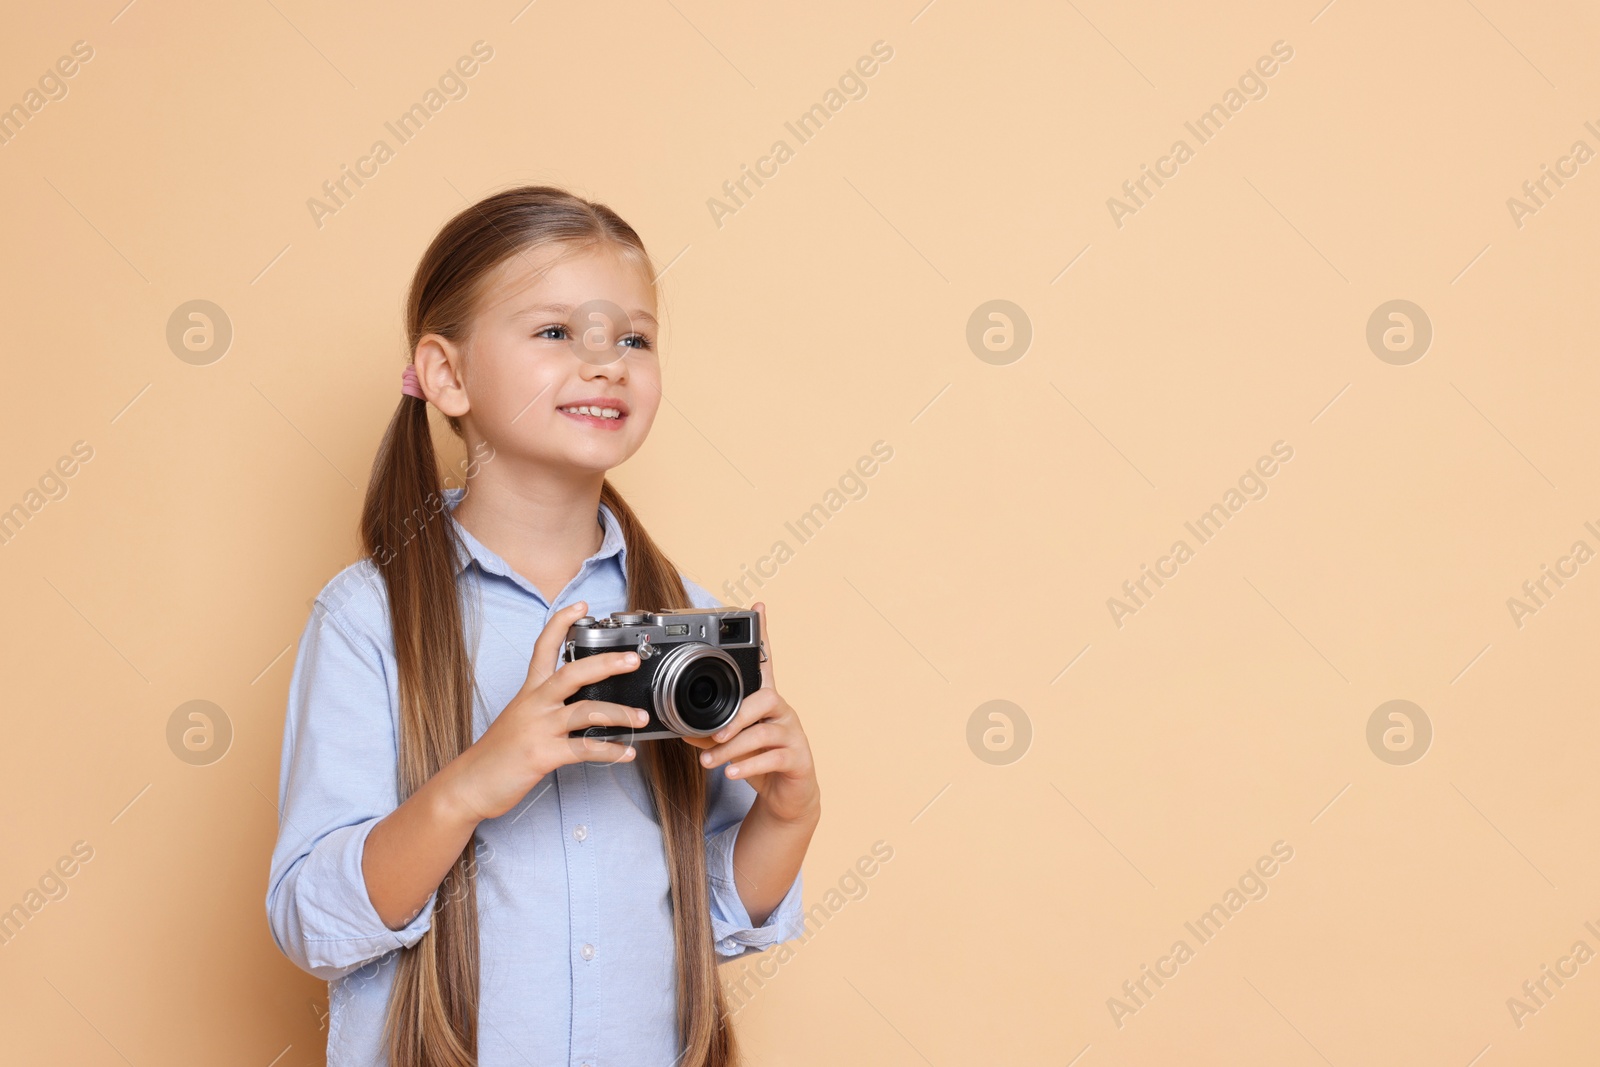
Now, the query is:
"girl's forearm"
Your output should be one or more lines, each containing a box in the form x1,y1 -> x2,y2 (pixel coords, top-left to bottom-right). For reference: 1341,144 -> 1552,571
361,762 -> 482,931
730,794 -> 820,926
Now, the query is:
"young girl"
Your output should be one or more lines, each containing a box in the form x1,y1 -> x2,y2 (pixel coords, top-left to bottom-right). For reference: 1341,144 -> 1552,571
266,186 -> 821,1067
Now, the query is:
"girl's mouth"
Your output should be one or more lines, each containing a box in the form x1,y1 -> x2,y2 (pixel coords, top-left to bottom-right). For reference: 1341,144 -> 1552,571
557,404 -> 628,430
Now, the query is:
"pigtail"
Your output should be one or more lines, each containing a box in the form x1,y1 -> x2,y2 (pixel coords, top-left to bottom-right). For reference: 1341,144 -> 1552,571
362,386 -> 481,1067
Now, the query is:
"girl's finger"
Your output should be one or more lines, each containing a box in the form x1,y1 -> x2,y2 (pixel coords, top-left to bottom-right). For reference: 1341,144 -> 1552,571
539,648 -> 642,702
698,722 -> 781,769
560,736 -> 637,766
709,687 -> 779,745
563,699 -> 650,733
525,601 -> 590,688
724,747 -> 790,780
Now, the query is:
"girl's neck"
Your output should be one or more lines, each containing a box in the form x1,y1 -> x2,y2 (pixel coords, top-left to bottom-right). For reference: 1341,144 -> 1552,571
450,465 -> 609,603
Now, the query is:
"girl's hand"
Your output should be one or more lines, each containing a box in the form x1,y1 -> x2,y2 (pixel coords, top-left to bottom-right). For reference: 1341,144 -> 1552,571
682,602 -> 820,826
444,601 -> 648,823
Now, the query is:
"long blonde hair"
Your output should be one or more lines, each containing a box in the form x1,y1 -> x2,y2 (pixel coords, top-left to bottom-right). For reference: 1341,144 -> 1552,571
358,186 -> 737,1067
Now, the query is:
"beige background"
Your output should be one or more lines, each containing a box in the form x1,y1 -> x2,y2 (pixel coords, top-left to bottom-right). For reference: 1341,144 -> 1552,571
2,0 -> 1598,1063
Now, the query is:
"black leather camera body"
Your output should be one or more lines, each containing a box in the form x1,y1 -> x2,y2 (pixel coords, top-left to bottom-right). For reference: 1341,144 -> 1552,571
562,609 -> 763,742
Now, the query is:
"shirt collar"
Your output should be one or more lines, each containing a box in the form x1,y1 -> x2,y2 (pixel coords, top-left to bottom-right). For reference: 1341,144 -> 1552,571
442,485 -> 627,581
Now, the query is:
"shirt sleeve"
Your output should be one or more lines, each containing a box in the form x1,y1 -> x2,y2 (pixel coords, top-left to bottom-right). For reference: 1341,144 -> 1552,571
704,772 -> 805,959
265,590 -> 441,981
680,573 -> 805,958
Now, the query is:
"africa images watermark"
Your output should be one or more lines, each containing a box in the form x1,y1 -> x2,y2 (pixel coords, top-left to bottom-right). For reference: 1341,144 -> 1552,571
0,440 -> 96,549
368,439 -> 497,567
0,39 -> 95,149
1106,440 -> 1295,628
305,40 -> 495,229
1105,39 -> 1296,229
1505,117 -> 1600,230
1504,519 -> 1600,630
0,840 -> 96,949
309,439 -> 497,621
719,440 -> 894,607
706,39 -> 895,229
723,839 -> 895,1016
316,835 -> 500,1028
1505,917 -> 1600,1031
1107,839 -> 1295,1029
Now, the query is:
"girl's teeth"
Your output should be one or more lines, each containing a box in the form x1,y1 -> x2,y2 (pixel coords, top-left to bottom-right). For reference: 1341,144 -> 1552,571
564,406 -> 620,419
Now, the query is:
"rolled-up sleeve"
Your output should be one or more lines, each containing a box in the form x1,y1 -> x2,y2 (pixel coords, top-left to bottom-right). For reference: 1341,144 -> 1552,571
704,770 -> 805,960
265,587 -> 440,981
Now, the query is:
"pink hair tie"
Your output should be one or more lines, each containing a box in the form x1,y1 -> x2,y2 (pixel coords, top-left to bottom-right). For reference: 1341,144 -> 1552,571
400,364 -> 426,399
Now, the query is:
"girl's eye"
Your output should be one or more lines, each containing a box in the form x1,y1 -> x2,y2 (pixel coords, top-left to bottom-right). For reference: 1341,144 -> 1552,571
537,325 -> 653,351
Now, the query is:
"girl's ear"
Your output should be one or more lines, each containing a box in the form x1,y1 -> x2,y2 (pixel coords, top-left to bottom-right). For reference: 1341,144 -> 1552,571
414,333 -> 470,417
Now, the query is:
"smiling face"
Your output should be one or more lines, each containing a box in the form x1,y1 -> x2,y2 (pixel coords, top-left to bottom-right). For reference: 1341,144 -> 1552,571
419,240 -> 663,480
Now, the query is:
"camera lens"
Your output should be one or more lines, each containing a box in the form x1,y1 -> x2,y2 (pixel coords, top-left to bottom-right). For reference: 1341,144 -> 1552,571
652,643 -> 742,736
688,675 -> 718,711
676,659 -> 738,732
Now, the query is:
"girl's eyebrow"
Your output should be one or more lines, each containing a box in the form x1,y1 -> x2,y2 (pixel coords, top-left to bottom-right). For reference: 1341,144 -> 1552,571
513,302 -> 658,327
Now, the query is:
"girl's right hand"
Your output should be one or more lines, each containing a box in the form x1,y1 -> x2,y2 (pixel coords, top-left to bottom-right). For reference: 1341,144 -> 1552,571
443,600 -> 648,823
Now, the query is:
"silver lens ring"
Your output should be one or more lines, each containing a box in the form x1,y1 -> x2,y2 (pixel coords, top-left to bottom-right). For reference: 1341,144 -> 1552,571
651,642 -> 743,736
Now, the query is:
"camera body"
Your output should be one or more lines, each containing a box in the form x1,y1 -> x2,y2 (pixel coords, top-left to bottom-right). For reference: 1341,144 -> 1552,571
562,608 -> 763,742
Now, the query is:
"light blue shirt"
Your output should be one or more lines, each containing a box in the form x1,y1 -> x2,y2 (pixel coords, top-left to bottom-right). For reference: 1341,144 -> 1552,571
266,486 -> 804,1066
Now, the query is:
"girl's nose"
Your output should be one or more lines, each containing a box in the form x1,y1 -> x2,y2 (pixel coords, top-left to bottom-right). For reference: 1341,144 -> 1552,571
569,300 -> 636,368
575,341 -> 632,381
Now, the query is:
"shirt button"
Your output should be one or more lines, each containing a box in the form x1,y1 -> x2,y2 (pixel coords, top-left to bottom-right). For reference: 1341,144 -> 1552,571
573,824 -> 588,842
581,943 -> 596,961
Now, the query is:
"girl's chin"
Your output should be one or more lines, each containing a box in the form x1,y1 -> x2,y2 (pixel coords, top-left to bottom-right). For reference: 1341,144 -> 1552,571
489,417 -> 650,469
548,441 -> 642,472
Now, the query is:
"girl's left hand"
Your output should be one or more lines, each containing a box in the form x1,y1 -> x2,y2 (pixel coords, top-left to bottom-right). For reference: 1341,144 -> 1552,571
681,602 -> 820,825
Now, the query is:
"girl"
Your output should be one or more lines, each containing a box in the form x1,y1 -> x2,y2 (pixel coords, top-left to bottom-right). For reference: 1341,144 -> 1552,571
266,186 -> 821,1067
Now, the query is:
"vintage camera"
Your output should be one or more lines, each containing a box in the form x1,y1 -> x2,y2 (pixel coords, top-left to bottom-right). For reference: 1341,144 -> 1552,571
562,609 -> 764,742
